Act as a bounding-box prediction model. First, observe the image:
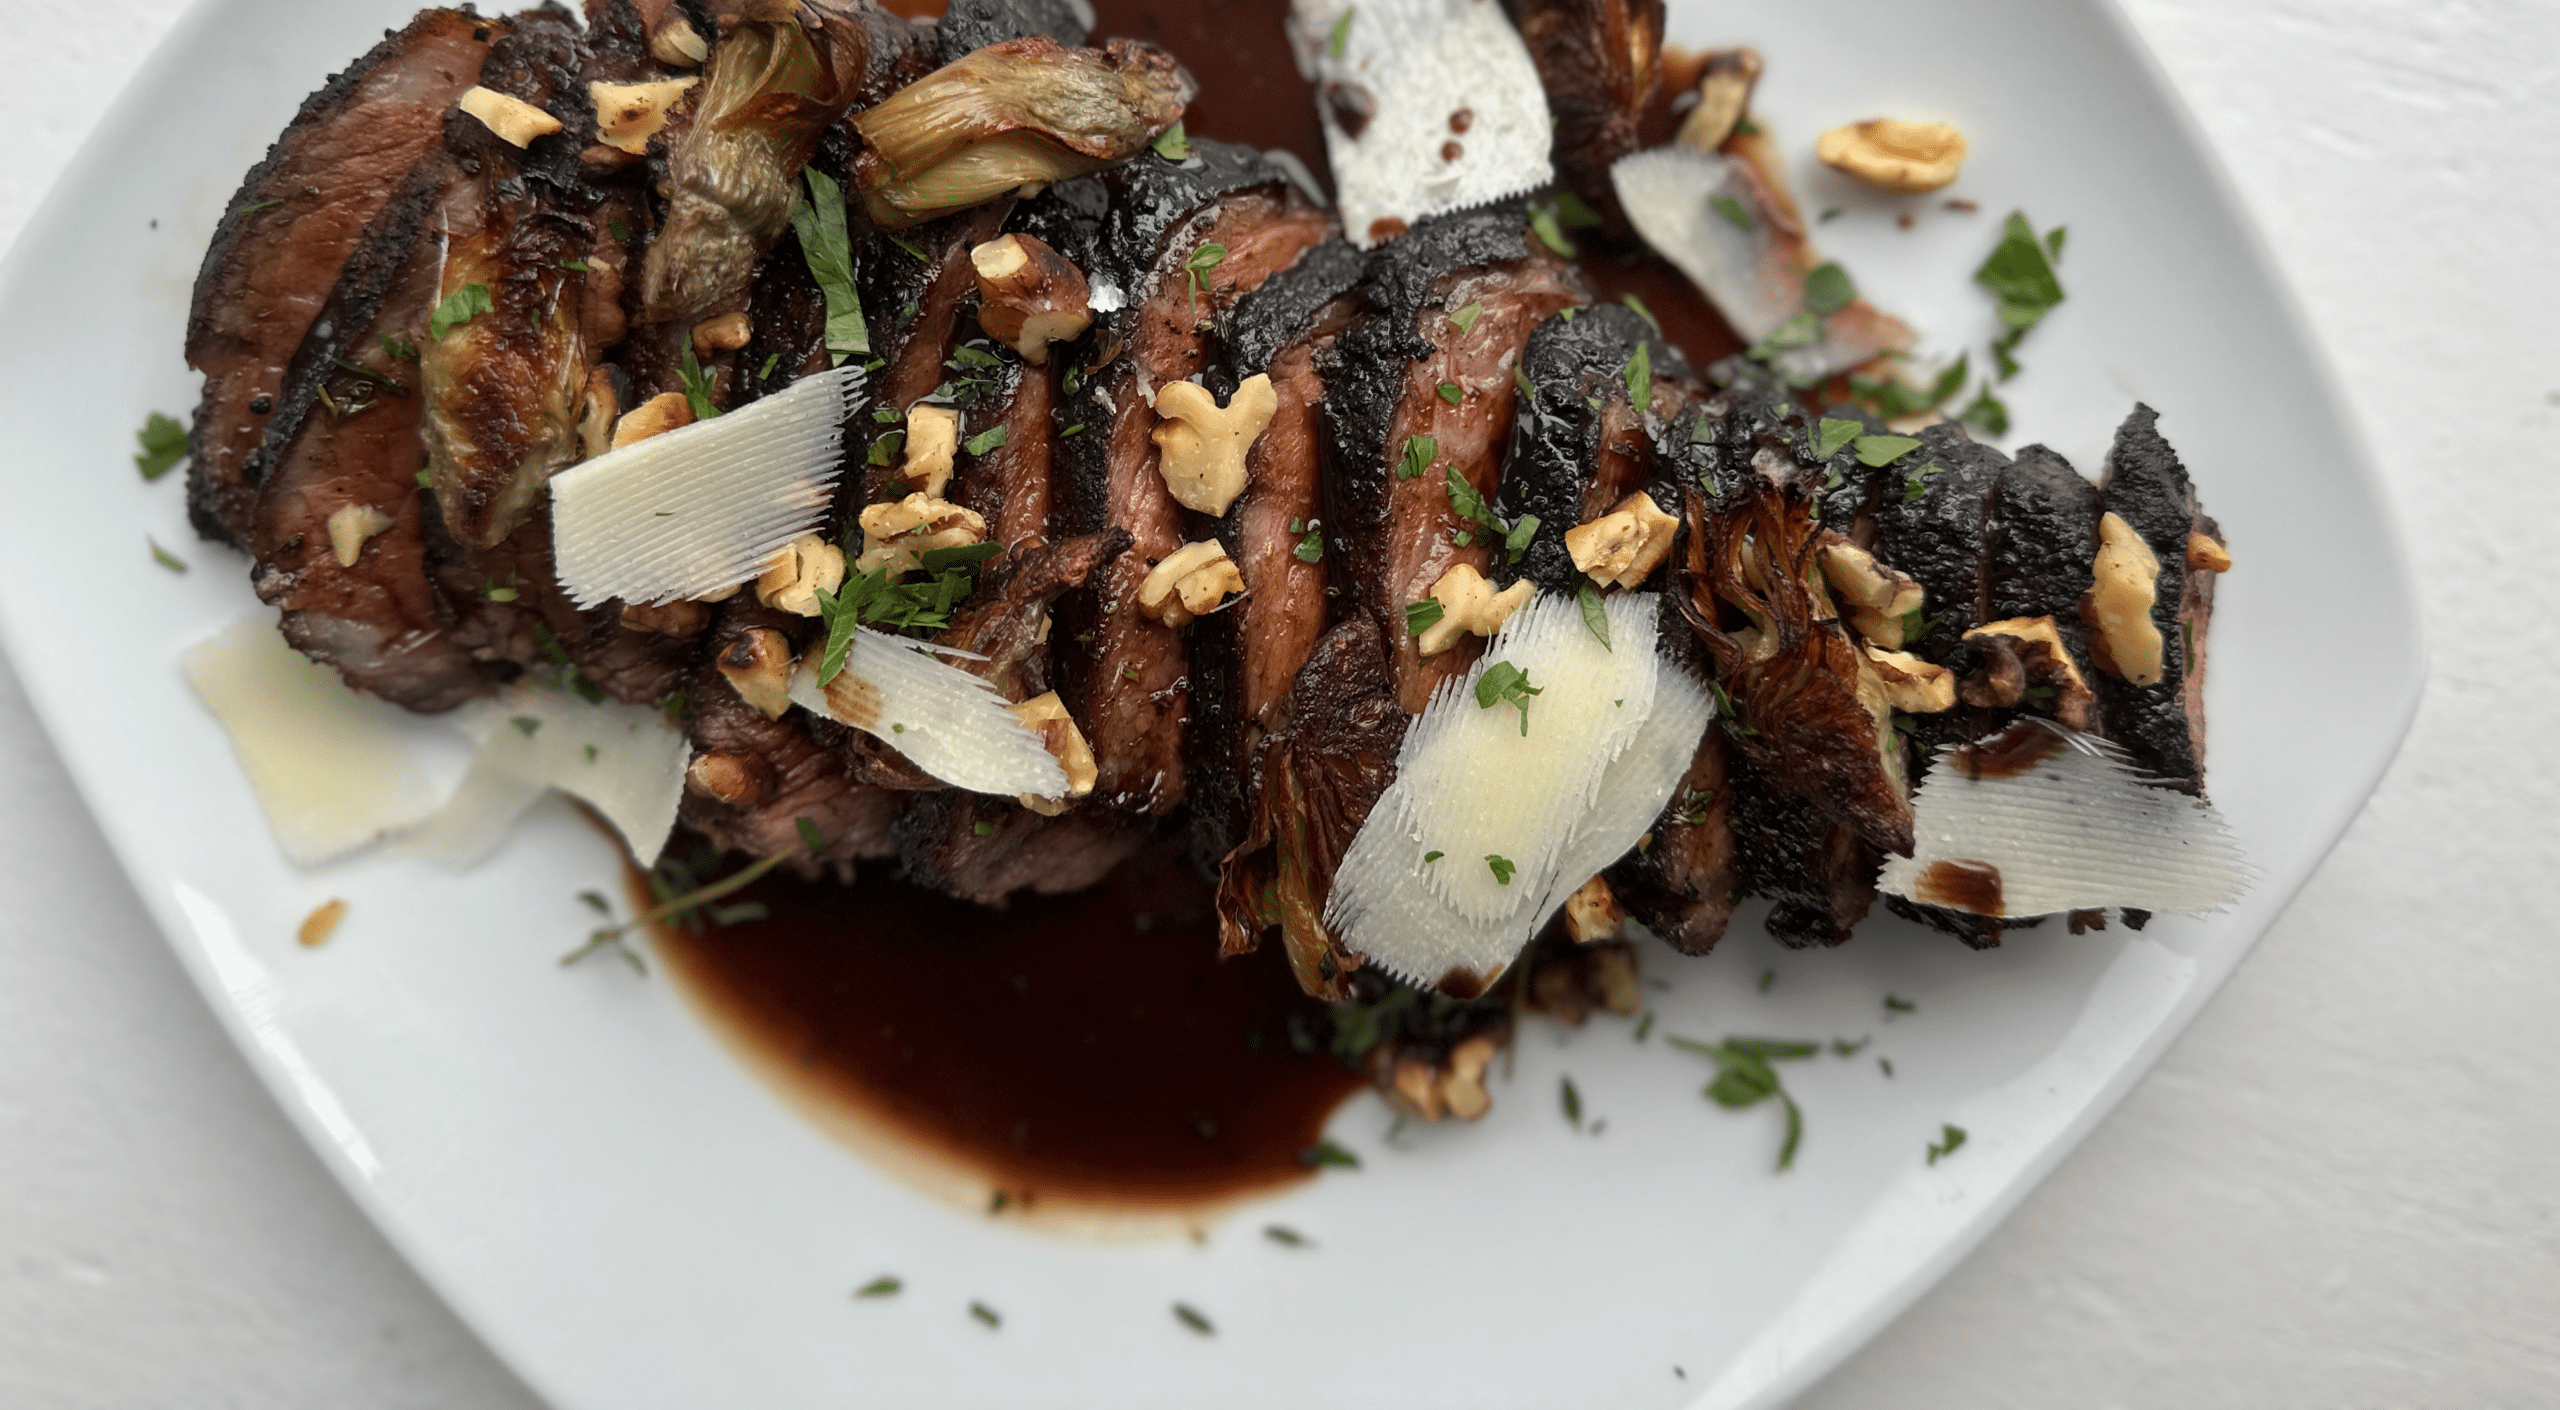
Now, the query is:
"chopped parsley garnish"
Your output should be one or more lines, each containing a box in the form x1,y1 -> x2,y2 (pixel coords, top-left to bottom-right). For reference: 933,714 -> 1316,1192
1619,292 -> 1661,335
1901,460 -> 1945,504
608,216 -> 631,243
1709,193 -> 1752,231
970,1301 -> 1001,1329
963,423 -> 1008,456
1622,341 -> 1651,409
1670,1035 -> 1821,1171
1832,1036 -> 1870,1056
854,1277 -> 901,1298
812,545 -> 1003,683
379,334 -> 419,361
1818,206 -> 1844,223
1295,526 -> 1325,562
1577,580 -> 1611,649
1183,241 -> 1228,323
886,232 -> 928,263
1151,119 -> 1192,161
1448,301 -> 1485,334
1884,993 -> 1917,1014
1173,1303 -> 1215,1336
789,166 -> 869,363
1528,202 -> 1577,257
972,820 -> 995,837
511,715 -> 542,738
1975,211 -> 2067,379
678,339 -> 720,420
238,197 -> 282,215
797,817 -> 826,854
1300,1138 -> 1360,1169
1813,417 -> 1864,460
1802,261 -> 1856,315
1327,5 -> 1355,60
134,412 -> 187,481
567,849 -> 795,972
427,283 -> 493,340
1422,850 -> 1445,863
1634,1011 -> 1655,1042
1853,434 -> 1922,467
148,538 -> 188,574
1675,788 -> 1716,825
1958,384 -> 2011,437
867,430 -> 906,466
1397,433 -> 1438,480
1747,310 -> 1822,361
1474,661 -> 1540,734
1061,422 -> 1084,438
1560,1076 -> 1583,1128
1485,854 -> 1517,886
1514,365 -> 1537,402
1758,968 -> 1776,993
1443,464 -> 1492,526
1436,380 -> 1464,406
559,257 -> 588,272
1502,513 -> 1539,564
1263,1224 -> 1309,1247
1927,1123 -> 1968,1164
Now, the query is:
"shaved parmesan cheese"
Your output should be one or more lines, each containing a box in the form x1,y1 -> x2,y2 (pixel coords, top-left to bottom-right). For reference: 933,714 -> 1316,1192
1529,667 -> 1715,927
788,629 -> 1066,799
551,365 -> 863,609
1877,724 -> 2248,918
1611,146 -> 1915,381
402,682 -> 692,868
1293,0 -> 1554,248
1329,593 -> 1690,989
184,614 -> 450,866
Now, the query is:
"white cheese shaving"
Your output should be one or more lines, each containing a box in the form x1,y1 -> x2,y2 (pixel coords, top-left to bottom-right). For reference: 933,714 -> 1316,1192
550,364 -> 864,609
404,681 -> 693,868
1293,0 -> 1554,248
183,613 -> 451,866
787,629 -> 1066,799
1876,725 -> 2249,917
1327,593 -> 1690,988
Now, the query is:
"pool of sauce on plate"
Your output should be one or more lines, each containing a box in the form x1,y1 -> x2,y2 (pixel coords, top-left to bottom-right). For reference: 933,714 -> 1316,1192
883,0 -> 1746,372
649,841 -> 1365,1210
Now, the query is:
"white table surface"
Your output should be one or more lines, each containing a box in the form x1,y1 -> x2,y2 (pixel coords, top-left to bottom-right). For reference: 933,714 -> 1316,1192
4,1 -> 2554,1404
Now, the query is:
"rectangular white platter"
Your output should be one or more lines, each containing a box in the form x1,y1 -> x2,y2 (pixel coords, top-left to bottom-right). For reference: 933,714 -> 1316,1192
0,0 -> 2421,1405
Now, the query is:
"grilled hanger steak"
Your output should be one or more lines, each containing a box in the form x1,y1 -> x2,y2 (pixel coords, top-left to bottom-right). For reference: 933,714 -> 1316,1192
178,0 -> 2236,1145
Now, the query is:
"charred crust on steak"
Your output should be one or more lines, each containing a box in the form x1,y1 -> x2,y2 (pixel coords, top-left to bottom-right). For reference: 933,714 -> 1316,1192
1497,301 -> 1693,592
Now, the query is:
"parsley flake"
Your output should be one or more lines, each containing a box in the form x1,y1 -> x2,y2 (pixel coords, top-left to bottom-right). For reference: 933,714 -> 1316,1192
1474,661 -> 1541,735
1560,1076 -> 1583,1128
678,340 -> 720,420
134,412 -> 187,481
147,537 -> 187,574
1300,1138 -> 1360,1169
1173,1303 -> 1215,1336
1422,850 -> 1445,863
1448,301 -> 1485,334
1437,380 -> 1464,406
854,1276 -> 901,1298
1803,261 -> 1856,315
1927,1123 -> 1968,1164
1577,580 -> 1611,649
1669,1035 -> 1820,1170
1710,193 -> 1752,231
1397,433 -> 1438,480
1295,527 -> 1325,563
963,424 -> 1008,456
1152,119 -> 1192,161
1623,341 -> 1652,409
790,167 -> 869,363
1619,292 -> 1661,335
1853,434 -> 1922,467
1814,417 -> 1864,460
1485,853 -> 1517,885
1327,5 -> 1354,60
1183,241 -> 1228,323
427,283 -> 493,340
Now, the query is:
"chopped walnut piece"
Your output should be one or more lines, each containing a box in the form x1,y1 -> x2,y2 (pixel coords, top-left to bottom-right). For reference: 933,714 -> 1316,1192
686,750 -> 767,806
969,233 -> 1093,364
2187,531 -> 2232,573
619,599 -> 709,637
898,404 -> 960,498
457,86 -> 564,148
297,899 -> 347,948
1563,874 -> 1625,944
1816,118 -> 1969,192
1964,616 -> 2096,728
611,391 -> 693,449
756,533 -> 847,616
1416,563 -> 1535,656
1152,376 -> 1278,516
1675,47 -> 1763,153
1136,540 -> 1246,627
716,628 -> 795,719
1818,538 -> 1927,647
1863,645 -> 1957,713
590,77 -> 698,155
1009,692 -> 1097,814
1564,491 -> 1678,590
649,16 -> 708,67
2082,512 -> 2165,686
324,504 -> 395,568
854,494 -> 986,579
690,310 -> 751,355
1441,1033 -> 1500,1120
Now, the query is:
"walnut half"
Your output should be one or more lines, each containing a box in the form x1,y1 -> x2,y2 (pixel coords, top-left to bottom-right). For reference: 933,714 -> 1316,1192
1816,118 -> 1968,193
1152,376 -> 1278,517
590,77 -> 698,156
756,534 -> 846,617
1137,540 -> 1246,627
2082,512 -> 2165,686
1818,539 -> 1928,647
458,86 -> 564,149
1009,692 -> 1097,815
855,494 -> 986,579
716,628 -> 795,720
1415,563 -> 1534,656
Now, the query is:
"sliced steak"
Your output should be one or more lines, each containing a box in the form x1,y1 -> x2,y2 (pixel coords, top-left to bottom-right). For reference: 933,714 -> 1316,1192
1497,300 -> 1695,592
187,9 -> 504,547
2090,404 -> 2214,791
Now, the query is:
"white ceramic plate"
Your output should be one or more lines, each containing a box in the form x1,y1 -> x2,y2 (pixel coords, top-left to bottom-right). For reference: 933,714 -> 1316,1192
0,1 -> 2420,1405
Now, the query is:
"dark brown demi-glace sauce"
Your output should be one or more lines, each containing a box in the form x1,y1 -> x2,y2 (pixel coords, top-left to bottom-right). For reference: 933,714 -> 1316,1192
663,1 -> 1742,1217
651,842 -> 1364,1212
